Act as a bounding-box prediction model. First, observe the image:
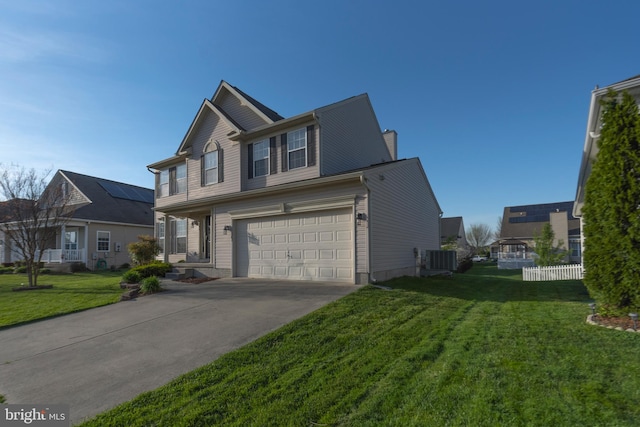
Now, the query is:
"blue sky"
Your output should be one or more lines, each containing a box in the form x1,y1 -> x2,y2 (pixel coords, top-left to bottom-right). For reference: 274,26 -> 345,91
2,0 -> 640,232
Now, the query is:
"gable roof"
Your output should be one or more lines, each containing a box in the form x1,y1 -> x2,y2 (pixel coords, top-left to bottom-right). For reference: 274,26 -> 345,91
441,217 -> 463,239
211,80 -> 284,124
170,99 -> 244,159
574,73 -> 640,217
230,84 -> 285,122
58,171 -> 154,226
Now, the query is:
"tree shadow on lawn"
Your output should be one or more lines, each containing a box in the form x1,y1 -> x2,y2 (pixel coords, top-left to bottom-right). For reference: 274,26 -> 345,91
379,265 -> 591,304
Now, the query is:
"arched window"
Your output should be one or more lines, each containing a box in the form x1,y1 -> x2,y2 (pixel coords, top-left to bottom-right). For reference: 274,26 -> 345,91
202,140 -> 221,185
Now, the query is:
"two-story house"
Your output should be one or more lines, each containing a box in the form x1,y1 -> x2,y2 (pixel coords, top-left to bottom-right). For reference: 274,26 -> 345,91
148,81 -> 442,284
574,74 -> 640,264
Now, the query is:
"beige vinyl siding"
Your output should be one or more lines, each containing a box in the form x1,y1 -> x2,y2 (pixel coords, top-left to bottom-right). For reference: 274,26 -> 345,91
354,193 -> 368,274
317,95 -> 392,176
86,223 -> 153,268
185,109 -> 242,199
217,90 -> 270,131
211,181 -> 366,271
243,127 -> 320,191
365,159 -> 441,276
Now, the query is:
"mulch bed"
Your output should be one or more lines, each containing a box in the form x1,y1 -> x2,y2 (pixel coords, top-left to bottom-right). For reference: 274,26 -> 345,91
176,277 -> 218,284
591,315 -> 638,331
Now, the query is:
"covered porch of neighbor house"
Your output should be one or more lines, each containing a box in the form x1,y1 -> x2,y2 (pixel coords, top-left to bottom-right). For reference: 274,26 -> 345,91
492,239 -> 535,269
40,223 -> 89,266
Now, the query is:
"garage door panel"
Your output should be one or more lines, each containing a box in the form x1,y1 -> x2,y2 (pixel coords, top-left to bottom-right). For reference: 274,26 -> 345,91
236,209 -> 353,283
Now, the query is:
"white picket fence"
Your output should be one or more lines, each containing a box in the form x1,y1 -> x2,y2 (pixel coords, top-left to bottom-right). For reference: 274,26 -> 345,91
522,264 -> 584,281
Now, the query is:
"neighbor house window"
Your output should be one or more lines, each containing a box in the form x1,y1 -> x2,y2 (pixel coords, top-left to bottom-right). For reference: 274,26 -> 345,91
203,151 -> 218,185
253,139 -> 270,177
97,231 -> 110,252
287,128 -> 307,169
65,231 -> 78,250
569,239 -> 581,257
157,221 -> 165,254
170,218 -> 187,254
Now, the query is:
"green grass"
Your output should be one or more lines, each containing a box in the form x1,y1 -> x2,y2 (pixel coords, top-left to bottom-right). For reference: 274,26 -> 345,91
78,264 -> 638,426
0,271 -> 123,328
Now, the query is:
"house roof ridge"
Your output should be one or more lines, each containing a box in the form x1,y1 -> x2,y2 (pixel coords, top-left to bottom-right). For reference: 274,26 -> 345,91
59,170 -> 153,191
228,83 -> 285,122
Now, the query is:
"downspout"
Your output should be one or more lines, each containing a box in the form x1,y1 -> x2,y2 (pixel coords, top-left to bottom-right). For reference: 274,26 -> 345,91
360,174 -> 372,284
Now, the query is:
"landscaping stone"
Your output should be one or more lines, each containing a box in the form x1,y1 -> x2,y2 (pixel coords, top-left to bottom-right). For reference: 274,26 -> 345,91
120,288 -> 139,301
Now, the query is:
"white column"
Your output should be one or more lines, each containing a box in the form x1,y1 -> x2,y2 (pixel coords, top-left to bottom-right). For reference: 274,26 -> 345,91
84,224 -> 89,264
163,215 -> 169,263
60,224 -> 66,262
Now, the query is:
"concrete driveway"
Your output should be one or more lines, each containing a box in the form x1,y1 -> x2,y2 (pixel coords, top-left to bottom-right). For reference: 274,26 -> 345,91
0,278 -> 358,425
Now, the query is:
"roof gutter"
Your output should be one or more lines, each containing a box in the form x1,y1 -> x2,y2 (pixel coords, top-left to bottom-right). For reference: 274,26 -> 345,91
156,171 -> 364,215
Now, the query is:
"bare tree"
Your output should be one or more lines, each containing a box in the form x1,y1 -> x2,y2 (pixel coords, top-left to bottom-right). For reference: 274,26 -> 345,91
466,223 -> 493,255
0,165 -> 73,287
494,216 -> 503,240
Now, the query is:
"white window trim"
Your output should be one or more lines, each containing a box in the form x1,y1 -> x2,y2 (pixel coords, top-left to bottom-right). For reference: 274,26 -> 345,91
175,164 -> 187,194
157,221 -> 165,254
287,128 -> 307,170
159,170 -> 169,197
253,139 -> 270,177
97,231 -> 110,252
204,150 -> 218,185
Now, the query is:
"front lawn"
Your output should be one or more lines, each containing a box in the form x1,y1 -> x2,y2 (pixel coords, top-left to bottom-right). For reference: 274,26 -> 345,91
81,265 -> 640,426
0,271 -> 123,328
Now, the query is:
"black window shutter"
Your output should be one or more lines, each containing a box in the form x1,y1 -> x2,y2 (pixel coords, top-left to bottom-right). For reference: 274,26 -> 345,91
155,172 -> 159,198
200,155 -> 204,186
307,125 -> 316,166
281,133 -> 288,172
218,148 -> 224,183
169,167 -> 176,195
269,137 -> 277,175
247,143 -> 254,179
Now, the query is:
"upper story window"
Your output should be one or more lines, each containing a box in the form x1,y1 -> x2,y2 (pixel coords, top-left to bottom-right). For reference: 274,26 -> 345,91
158,164 -> 186,197
159,170 -> 169,197
281,125 -> 315,172
173,164 -> 187,194
287,128 -> 307,169
202,141 -> 222,186
253,139 -> 270,177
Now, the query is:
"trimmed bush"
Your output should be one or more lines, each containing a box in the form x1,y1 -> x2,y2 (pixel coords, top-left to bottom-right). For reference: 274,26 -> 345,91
38,268 -> 52,275
131,261 -> 172,279
13,266 -> 27,274
140,276 -> 161,294
122,270 -> 142,284
0,267 -> 13,275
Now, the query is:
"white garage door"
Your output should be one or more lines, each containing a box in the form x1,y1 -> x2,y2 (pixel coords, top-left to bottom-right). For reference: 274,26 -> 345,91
236,209 -> 353,282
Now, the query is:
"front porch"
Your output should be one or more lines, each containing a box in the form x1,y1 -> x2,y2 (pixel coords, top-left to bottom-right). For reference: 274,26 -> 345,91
39,248 -> 87,264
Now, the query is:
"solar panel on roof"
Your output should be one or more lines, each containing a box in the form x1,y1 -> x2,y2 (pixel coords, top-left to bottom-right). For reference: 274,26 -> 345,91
98,181 -> 153,204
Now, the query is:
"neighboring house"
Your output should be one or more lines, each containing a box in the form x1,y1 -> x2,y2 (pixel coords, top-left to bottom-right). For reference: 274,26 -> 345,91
0,170 -> 154,270
148,80 -> 442,283
440,216 -> 468,257
493,201 -> 581,268
573,74 -> 640,264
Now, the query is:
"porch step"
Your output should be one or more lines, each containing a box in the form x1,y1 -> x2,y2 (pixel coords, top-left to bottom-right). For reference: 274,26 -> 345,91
165,267 -> 194,281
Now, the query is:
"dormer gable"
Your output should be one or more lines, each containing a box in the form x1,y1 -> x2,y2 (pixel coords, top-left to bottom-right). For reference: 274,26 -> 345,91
176,99 -> 242,155
211,80 -> 284,131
